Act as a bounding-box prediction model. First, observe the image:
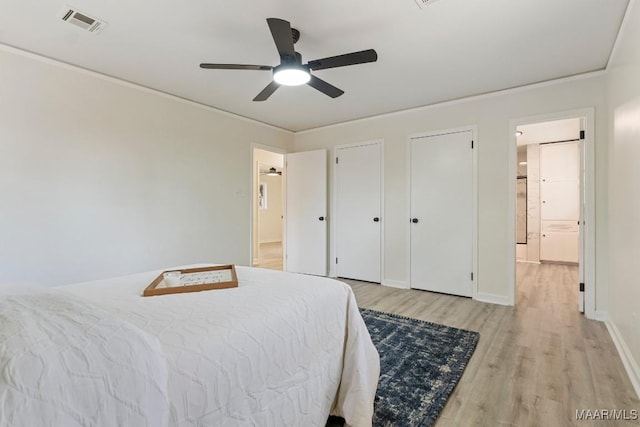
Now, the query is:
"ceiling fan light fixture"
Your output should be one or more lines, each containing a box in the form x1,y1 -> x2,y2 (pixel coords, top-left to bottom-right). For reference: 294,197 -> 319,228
267,167 -> 280,176
273,65 -> 310,86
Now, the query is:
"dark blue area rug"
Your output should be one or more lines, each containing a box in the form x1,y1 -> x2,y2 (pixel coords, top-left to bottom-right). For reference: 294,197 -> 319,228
360,308 -> 479,427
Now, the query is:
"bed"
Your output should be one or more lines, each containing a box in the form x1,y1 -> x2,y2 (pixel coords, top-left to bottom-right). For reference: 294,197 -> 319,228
0,265 -> 379,427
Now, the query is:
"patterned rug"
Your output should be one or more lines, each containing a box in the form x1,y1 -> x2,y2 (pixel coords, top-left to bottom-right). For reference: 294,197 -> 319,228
361,308 -> 480,427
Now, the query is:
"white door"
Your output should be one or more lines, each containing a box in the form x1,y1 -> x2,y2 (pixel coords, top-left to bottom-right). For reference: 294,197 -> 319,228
335,142 -> 382,282
410,131 -> 473,297
540,142 -> 579,263
285,150 -> 327,276
578,128 -> 586,312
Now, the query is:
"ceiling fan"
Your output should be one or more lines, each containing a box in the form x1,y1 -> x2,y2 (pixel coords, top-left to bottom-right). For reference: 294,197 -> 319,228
200,18 -> 378,101
260,167 -> 282,176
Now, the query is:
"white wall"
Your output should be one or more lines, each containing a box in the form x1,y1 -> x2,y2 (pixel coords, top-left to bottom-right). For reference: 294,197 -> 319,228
295,74 -> 609,304
606,0 -> 640,395
0,47 -> 293,286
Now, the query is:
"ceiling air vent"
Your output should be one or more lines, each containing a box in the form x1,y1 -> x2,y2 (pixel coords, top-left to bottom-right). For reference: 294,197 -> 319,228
58,6 -> 107,33
414,0 -> 442,8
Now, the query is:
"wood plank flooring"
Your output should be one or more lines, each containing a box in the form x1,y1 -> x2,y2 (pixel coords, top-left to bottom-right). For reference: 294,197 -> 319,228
253,242 -> 283,270
340,262 -> 640,426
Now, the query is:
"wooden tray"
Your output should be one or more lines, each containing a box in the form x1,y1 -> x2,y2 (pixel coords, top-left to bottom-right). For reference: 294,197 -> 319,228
143,265 -> 238,297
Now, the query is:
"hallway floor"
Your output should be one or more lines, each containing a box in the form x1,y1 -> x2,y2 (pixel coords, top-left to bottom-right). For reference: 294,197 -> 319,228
253,242 -> 283,270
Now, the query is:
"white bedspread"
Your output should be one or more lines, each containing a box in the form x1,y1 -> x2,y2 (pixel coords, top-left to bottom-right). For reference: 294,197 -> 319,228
60,266 -> 380,427
0,291 -> 170,427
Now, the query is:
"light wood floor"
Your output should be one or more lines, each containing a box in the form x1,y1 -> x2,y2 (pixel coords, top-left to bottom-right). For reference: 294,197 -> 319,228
253,242 -> 283,270
340,262 -> 640,426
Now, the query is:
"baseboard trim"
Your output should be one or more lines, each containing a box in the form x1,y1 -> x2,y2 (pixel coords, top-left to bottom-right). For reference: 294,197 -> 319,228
595,310 -> 608,322
604,318 -> 640,399
382,279 -> 409,289
475,292 -> 511,306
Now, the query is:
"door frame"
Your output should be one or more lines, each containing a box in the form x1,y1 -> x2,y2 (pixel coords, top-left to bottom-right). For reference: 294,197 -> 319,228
331,139 -> 385,281
406,125 -> 478,298
507,108 -> 595,318
250,143 -> 286,269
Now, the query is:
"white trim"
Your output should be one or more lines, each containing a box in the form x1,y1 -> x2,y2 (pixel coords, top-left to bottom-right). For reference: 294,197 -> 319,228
472,128 -> 478,300
406,126 -> 478,299
507,108 -> 596,317
475,292 -> 511,306
331,139 -> 385,282
382,280 -> 409,289
604,318 -> 640,399
296,71 -> 606,135
0,42 -> 293,135
380,143 -> 386,285
405,138 -> 412,293
594,311 -> 608,322
606,0 -> 637,69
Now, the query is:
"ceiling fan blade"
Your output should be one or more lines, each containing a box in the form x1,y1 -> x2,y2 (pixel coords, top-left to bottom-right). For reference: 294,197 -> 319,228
200,63 -> 272,70
253,81 -> 280,101
307,49 -> 378,71
307,75 -> 344,98
266,18 -> 296,61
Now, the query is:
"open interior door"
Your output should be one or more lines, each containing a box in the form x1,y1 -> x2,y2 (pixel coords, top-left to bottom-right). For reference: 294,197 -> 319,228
578,122 -> 586,313
285,150 -> 327,276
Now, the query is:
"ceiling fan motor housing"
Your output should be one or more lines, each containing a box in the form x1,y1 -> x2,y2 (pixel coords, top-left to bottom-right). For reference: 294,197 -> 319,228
291,28 -> 300,44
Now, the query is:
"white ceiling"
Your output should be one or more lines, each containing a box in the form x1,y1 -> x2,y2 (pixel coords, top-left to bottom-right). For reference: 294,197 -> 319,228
0,0 -> 629,131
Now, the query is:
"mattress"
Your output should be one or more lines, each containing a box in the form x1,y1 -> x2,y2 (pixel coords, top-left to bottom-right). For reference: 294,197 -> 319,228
1,266 -> 380,427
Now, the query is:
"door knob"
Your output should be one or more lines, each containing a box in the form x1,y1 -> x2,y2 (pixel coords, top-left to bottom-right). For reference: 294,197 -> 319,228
319,216 -> 325,221
411,218 -> 419,223
373,217 -> 380,222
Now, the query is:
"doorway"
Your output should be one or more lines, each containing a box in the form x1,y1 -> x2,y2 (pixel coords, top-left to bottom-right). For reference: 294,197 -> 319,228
252,147 -> 285,270
509,109 -> 595,317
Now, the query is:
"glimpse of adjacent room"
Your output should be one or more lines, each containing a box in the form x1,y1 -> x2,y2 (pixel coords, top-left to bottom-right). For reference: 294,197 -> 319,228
252,148 -> 284,270
515,117 -> 583,309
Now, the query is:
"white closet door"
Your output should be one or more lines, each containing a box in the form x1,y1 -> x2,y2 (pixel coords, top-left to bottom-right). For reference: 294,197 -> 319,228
335,142 -> 382,282
285,150 -> 327,276
541,181 -> 579,219
541,232 -> 579,262
540,142 -> 579,181
410,131 -> 473,297
540,141 -> 579,263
